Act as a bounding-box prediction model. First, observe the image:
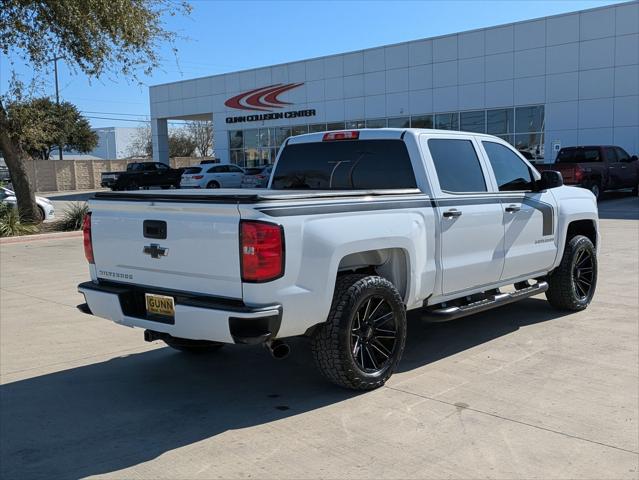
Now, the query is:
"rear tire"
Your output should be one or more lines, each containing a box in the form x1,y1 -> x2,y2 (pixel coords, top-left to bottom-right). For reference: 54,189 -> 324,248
546,235 -> 597,311
127,181 -> 139,191
207,181 -> 220,189
587,181 -> 601,200
163,337 -> 224,354
311,274 -> 407,390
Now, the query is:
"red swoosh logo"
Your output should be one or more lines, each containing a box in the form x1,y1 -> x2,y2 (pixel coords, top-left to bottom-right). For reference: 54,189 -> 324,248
224,83 -> 304,112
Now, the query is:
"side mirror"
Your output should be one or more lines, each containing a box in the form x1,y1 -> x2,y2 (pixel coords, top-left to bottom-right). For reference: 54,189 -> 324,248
538,170 -> 563,190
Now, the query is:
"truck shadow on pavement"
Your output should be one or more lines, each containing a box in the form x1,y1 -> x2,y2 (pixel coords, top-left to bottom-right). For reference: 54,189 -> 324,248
0,298 -> 569,479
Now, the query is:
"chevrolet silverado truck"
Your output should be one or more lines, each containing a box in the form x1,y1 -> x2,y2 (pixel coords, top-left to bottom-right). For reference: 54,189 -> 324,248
542,145 -> 639,199
79,129 -> 599,390
100,162 -> 183,191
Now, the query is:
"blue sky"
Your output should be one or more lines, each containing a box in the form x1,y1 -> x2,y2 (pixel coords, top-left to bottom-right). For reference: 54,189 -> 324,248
0,0 -> 627,128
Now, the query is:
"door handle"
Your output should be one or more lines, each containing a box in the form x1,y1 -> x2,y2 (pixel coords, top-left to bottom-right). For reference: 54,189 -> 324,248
443,209 -> 462,218
505,204 -> 521,213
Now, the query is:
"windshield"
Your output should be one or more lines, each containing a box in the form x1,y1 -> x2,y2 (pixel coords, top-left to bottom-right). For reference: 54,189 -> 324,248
271,139 -> 416,190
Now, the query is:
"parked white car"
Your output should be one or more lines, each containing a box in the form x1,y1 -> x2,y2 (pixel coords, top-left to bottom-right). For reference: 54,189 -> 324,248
180,164 -> 245,189
0,187 -> 55,221
80,128 -> 599,390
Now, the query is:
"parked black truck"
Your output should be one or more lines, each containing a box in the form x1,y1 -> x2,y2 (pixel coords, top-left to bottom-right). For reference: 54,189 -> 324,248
101,162 -> 183,191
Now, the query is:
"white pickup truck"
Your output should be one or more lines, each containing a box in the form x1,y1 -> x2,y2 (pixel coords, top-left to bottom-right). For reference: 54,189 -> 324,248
79,129 -> 599,390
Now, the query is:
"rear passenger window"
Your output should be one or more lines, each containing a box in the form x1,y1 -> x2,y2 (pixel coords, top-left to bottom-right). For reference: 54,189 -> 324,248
428,139 -> 487,192
604,148 -> 616,163
483,142 -> 534,191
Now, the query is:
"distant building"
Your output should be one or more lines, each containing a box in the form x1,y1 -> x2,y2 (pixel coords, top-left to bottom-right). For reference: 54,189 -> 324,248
149,1 -> 639,167
63,126 -> 139,160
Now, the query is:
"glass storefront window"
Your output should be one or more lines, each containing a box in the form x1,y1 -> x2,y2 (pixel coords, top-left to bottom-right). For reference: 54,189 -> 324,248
309,123 -> 327,133
435,112 -> 459,130
515,106 -> 544,134
229,130 -> 243,149
495,134 -> 514,145
487,109 -> 514,135
275,127 -> 292,146
365,118 -> 386,128
244,147 -> 261,168
230,149 -> 245,167
225,103 -> 544,164
345,120 -> 365,129
244,129 -> 259,149
411,114 -> 433,128
326,122 -> 345,131
291,125 -> 309,136
259,128 -> 274,148
387,117 -> 410,128
514,132 -> 545,161
460,110 -> 486,133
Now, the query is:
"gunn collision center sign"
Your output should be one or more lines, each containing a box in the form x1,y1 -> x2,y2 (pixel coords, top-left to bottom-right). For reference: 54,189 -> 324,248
224,83 -> 316,124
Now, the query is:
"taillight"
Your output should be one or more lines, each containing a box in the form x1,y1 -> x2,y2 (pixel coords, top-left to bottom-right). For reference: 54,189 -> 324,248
82,213 -> 94,264
240,220 -> 284,282
323,130 -> 359,141
574,166 -> 584,182
193,175 -> 204,180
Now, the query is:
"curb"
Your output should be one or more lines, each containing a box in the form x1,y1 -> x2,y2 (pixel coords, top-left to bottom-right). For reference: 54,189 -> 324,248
0,230 -> 83,245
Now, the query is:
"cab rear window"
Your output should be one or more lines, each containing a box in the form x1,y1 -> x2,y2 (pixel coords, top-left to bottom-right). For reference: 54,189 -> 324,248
557,147 -> 601,163
271,140 -> 416,190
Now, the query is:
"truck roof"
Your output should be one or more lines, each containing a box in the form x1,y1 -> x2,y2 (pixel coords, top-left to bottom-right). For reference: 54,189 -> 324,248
287,128 -> 505,145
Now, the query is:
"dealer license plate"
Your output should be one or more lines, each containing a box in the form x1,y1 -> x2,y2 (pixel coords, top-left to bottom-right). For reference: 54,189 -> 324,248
145,293 -> 175,317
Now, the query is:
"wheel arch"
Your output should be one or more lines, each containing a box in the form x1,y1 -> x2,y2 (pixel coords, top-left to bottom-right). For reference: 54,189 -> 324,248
337,248 -> 411,302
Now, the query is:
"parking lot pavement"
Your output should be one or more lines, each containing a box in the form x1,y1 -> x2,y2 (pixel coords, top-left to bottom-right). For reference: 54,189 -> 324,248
1,196 -> 637,479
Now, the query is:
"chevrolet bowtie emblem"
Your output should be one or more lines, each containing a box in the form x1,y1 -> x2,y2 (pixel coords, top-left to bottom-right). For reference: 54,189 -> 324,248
143,244 -> 169,259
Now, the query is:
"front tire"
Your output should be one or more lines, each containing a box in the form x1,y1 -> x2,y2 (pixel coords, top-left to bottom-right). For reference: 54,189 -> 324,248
546,235 -> 597,311
163,337 -> 224,354
311,274 -> 407,390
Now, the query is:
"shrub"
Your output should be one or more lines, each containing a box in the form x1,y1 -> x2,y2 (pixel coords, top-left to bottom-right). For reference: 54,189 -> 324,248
0,203 -> 39,237
54,202 -> 89,231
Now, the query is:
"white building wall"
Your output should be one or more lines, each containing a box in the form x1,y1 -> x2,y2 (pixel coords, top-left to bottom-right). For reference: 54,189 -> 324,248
149,1 -> 639,164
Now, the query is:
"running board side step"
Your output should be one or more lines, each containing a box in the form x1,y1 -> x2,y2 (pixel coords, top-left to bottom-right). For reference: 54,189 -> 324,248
421,281 -> 549,322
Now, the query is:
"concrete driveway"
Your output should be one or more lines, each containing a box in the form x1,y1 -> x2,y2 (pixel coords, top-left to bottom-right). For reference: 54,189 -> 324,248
1,196 -> 637,479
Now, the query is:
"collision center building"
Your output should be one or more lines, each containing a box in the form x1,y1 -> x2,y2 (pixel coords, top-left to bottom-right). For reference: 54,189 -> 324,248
149,1 -> 639,167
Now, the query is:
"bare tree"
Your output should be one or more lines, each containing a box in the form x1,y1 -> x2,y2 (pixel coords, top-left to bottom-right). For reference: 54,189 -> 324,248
127,124 -> 152,158
185,121 -> 213,157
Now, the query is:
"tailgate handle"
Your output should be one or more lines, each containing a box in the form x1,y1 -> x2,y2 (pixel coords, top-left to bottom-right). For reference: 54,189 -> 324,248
143,220 -> 167,239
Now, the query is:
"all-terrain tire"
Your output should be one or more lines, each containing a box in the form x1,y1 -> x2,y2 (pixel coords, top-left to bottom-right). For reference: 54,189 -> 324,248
546,235 -> 597,311
311,274 -> 407,390
164,337 -> 225,354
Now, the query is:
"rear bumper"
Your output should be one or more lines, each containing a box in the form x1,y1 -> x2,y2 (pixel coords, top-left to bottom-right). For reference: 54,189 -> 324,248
77,281 -> 282,344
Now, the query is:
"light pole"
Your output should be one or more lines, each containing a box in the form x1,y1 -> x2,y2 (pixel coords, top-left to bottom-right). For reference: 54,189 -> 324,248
53,56 -> 63,161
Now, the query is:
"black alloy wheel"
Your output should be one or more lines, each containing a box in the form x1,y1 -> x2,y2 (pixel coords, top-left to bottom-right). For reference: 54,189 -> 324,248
572,245 -> 594,301
350,296 -> 398,373
546,234 -> 597,311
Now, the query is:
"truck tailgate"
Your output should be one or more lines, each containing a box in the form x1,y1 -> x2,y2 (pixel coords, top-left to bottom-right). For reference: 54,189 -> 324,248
89,199 -> 242,298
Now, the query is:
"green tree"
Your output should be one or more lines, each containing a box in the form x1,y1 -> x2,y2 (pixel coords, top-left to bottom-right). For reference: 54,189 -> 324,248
0,0 -> 190,222
6,97 -> 98,160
